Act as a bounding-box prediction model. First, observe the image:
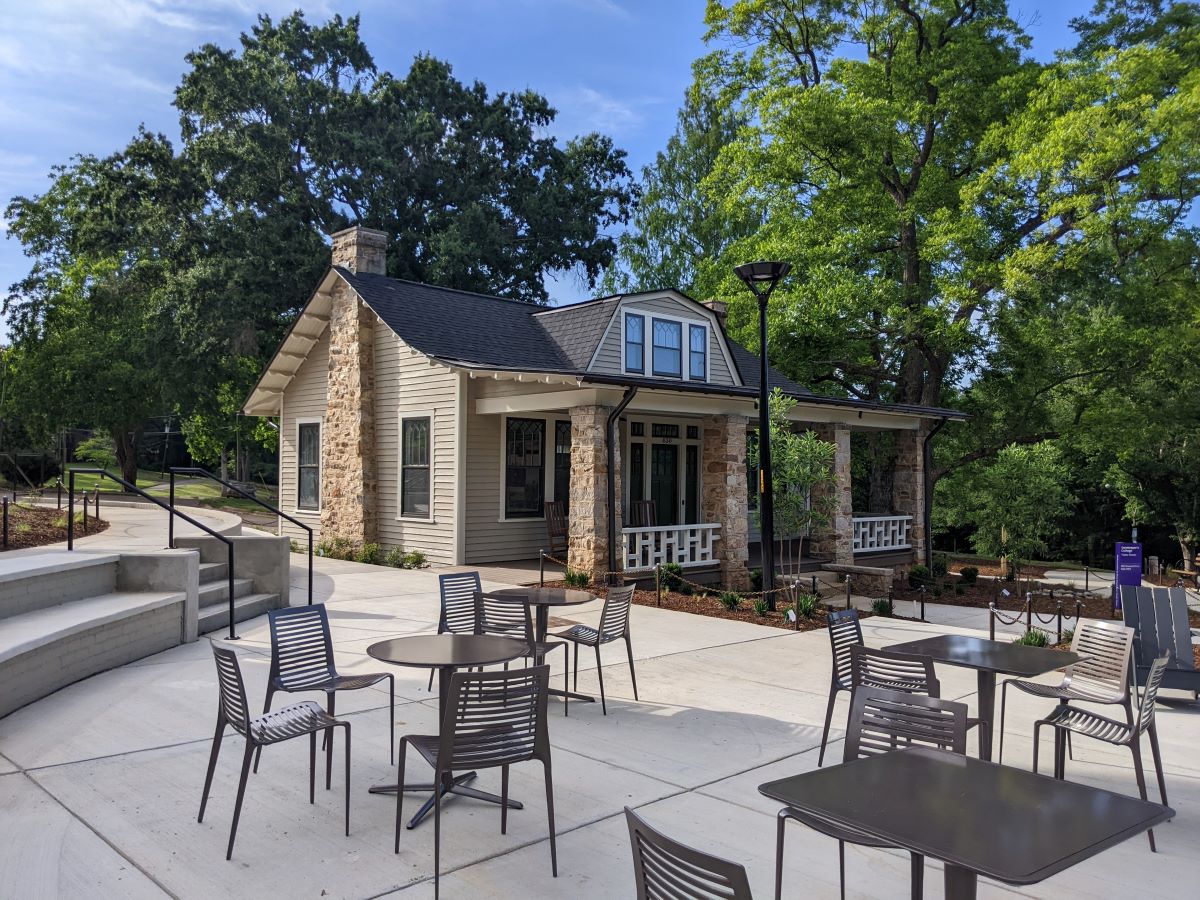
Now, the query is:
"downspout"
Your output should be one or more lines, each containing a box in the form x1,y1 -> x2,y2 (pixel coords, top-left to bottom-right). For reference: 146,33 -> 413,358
922,417 -> 950,569
606,387 -> 639,583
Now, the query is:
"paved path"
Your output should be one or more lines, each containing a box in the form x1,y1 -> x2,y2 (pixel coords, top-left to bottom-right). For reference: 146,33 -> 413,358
1,519 -> 1198,898
6,502 -> 241,558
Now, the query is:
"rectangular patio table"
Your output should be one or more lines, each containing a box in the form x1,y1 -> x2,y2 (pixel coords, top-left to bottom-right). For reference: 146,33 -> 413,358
760,746 -> 1173,899
883,633 -> 1083,760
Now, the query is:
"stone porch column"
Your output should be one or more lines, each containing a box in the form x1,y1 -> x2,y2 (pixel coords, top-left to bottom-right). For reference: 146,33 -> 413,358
809,423 -> 853,565
701,413 -> 750,590
893,423 -> 929,568
567,406 -> 620,582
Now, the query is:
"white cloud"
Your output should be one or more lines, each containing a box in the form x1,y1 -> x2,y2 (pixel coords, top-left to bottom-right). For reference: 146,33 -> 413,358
552,85 -> 646,137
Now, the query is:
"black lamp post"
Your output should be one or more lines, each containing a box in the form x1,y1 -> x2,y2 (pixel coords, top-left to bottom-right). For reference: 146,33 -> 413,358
735,260 -> 791,609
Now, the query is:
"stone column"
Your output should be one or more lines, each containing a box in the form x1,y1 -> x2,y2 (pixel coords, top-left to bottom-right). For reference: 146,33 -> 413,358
321,278 -> 378,546
809,423 -> 853,565
701,414 -> 750,590
893,423 -> 929,568
567,406 -> 620,582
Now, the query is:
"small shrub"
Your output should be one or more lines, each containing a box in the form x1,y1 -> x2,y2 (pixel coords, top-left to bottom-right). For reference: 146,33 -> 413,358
355,542 -> 382,565
289,539 -> 304,554
794,593 -> 819,618
1013,629 -> 1049,647
317,536 -> 355,560
1059,627 -> 1075,647
931,555 -> 948,577
959,565 -> 979,584
907,564 -> 930,589
401,550 -> 426,569
660,562 -> 684,590
15,523 -> 31,534
564,568 -> 591,589
871,597 -> 894,617
717,592 -> 741,611
383,546 -> 406,568
752,597 -> 769,616
750,567 -> 763,591
931,585 -> 943,599
954,584 -> 965,596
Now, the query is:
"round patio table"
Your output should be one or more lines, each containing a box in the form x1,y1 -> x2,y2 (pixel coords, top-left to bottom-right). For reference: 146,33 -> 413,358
488,587 -> 597,704
366,633 -> 527,828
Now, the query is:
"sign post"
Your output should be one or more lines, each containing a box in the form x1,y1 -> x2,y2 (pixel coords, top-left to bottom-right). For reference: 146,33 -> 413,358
1114,542 -> 1142,612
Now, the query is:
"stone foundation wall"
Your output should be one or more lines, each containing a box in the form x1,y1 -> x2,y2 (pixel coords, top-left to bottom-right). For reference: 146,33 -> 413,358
567,405 -> 620,581
701,413 -> 750,590
809,423 -> 853,565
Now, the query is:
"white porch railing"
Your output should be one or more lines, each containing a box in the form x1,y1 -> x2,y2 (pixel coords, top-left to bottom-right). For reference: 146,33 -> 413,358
623,524 -> 721,570
852,514 -> 913,553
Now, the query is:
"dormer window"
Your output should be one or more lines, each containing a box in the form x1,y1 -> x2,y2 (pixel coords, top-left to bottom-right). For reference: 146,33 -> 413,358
652,319 -> 682,377
689,324 -> 707,380
625,313 -> 644,373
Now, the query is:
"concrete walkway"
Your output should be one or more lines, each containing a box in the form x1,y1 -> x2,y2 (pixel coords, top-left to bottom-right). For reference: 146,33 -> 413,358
1,535 -> 1198,898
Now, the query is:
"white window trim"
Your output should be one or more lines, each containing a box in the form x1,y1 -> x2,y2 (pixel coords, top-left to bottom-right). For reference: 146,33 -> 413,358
496,414 -> 555,523
621,309 -> 710,383
398,412 -> 435,523
293,416 -> 322,515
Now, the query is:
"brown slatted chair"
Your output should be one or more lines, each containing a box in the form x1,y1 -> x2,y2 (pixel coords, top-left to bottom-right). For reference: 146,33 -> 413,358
1034,653 -> 1171,851
777,687 -> 968,900
545,500 -> 569,556
818,609 -> 863,766
255,604 -> 393,785
629,500 -> 658,528
553,583 -> 639,714
998,619 -> 1135,764
850,644 -> 940,696
625,806 -> 754,900
199,644 -> 351,860
394,665 -> 557,898
474,591 -> 570,714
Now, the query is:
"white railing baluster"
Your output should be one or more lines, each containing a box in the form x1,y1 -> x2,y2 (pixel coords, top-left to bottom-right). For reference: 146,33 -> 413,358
622,523 -> 722,570
851,514 -> 913,553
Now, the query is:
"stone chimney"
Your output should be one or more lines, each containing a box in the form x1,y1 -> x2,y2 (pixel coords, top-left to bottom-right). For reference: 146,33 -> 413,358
330,225 -> 388,275
702,299 -> 728,329
321,227 -> 387,547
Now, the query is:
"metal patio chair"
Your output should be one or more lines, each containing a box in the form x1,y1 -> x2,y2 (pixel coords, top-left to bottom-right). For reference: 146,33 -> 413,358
818,609 -> 863,766
1034,653 -> 1171,851
850,644 -> 940,696
625,806 -> 754,900
474,590 -> 570,713
199,644 -> 351,860
777,686 -> 968,900
998,619 -> 1135,764
255,604 -> 393,786
394,665 -> 557,898
426,571 -> 482,691
553,583 -> 639,714
1120,585 -> 1200,696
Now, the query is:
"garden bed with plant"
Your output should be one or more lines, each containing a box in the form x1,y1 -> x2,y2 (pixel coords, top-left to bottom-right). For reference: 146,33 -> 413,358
0,503 -> 107,551
300,537 -> 428,569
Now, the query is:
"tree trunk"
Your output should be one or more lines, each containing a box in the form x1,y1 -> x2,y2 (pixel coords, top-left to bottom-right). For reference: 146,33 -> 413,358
219,447 -> 230,483
1180,537 -> 1196,573
112,430 -> 140,485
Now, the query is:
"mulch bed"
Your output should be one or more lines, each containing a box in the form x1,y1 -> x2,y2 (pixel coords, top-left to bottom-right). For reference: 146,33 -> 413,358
543,579 -> 872,633
894,575 -> 1118,621
0,503 -> 109,551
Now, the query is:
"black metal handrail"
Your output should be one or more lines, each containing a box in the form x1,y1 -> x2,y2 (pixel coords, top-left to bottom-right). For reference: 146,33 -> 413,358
168,467 -> 313,606
66,469 -> 241,640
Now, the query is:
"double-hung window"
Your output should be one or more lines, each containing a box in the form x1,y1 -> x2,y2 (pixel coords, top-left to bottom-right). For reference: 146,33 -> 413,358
504,417 -> 545,518
689,324 -> 707,381
297,422 -> 320,510
400,417 -> 431,518
624,313 -> 645,374
652,318 -> 682,377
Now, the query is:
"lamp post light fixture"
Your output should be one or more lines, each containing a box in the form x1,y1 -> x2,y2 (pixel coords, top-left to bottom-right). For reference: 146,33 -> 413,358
734,260 -> 791,609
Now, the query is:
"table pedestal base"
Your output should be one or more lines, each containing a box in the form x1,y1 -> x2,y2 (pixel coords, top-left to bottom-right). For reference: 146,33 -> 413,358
369,772 -> 524,829
549,687 -> 595,704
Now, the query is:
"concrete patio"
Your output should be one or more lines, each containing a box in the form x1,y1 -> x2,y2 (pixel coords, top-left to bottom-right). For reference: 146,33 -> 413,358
1,554 -> 1197,899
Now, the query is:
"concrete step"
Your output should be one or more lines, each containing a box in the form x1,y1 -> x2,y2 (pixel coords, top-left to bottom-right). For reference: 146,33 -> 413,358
197,561 -> 228,584
0,552 -> 121,620
198,593 -> 279,635
197,577 -> 254,608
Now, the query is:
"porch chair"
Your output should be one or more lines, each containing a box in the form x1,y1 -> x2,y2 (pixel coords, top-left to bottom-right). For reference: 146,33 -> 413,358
629,500 -> 657,528
544,500 -> 568,557
255,605 -> 393,788
776,686 -> 968,900
426,571 -> 482,691
474,591 -> 570,714
553,583 -> 639,714
1034,653 -> 1171,851
200,644 -> 351,860
394,665 -> 557,899
997,619 -> 1135,764
625,806 -> 754,900
1120,585 -> 1200,697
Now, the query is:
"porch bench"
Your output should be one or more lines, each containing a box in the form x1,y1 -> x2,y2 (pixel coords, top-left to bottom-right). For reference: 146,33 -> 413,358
820,563 -> 895,598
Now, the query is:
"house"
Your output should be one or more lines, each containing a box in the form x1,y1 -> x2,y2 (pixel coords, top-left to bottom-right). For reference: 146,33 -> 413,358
243,226 -> 964,588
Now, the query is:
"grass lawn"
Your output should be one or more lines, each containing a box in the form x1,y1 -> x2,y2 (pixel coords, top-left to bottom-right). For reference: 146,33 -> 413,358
49,466 -> 161,492
43,468 -> 277,511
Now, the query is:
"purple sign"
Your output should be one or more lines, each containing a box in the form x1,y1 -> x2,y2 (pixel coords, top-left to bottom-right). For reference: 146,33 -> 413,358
1115,542 -> 1143,587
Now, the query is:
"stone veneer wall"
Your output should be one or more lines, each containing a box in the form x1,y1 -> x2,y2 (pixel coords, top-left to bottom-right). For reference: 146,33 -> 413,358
892,423 -> 929,570
701,413 -> 750,590
567,405 -> 620,581
809,423 -> 853,565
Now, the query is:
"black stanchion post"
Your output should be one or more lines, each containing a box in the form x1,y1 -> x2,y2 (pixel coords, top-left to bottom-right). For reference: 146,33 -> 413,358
1056,599 -> 1063,645
82,491 -> 88,533
2,497 -> 8,550
811,574 -> 817,596
56,479 -> 62,509
1025,592 -> 1032,633
539,549 -> 545,587
1085,565 -> 1089,593
67,472 -> 75,549
655,564 -> 662,607
307,529 -> 314,606
845,574 -> 852,611
168,471 -> 175,548
989,603 -> 996,641
94,487 -> 100,520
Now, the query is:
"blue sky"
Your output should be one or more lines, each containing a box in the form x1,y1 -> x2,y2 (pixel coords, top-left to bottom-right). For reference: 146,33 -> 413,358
0,1 -> 1095,318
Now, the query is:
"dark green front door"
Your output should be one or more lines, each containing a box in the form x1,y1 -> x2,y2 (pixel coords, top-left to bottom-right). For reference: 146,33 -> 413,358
651,444 -> 679,526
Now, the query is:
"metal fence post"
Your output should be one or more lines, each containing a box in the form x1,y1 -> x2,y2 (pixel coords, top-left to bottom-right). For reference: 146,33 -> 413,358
1025,592 -> 1032,633
539,549 -> 545,587
989,603 -> 996,642
2,497 -> 8,550
168,470 -> 175,548
67,472 -> 75,550
82,491 -> 88,534
845,573 -> 852,610
1056,599 -> 1063,645
307,530 -> 314,606
56,479 -> 62,509
94,488 -> 100,520
655,564 -> 662,607
1084,565 -> 1089,593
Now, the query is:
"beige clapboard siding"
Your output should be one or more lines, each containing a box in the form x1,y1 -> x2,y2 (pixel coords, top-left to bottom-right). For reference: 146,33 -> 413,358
279,325 -> 329,544
593,296 -> 736,385
374,323 -> 457,565
463,377 -> 575,563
